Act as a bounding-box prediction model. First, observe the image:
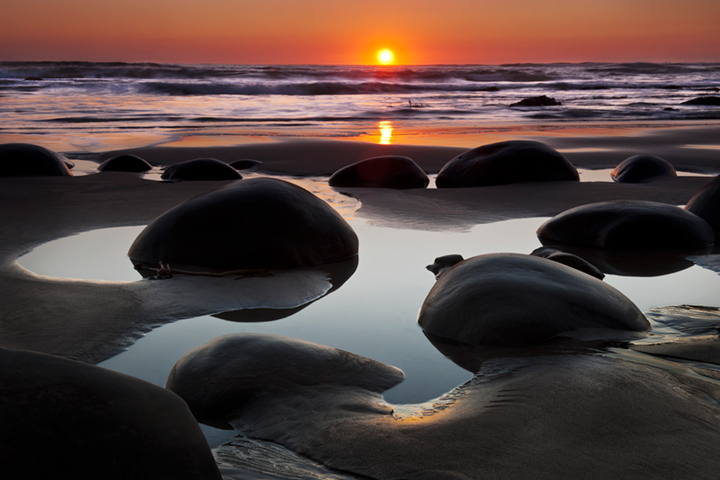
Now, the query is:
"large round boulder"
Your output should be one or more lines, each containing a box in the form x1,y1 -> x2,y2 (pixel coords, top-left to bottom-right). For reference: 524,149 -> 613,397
329,155 -> 429,189
98,154 -> 153,173
0,347 -> 220,479
611,155 -> 676,183
435,141 -> 578,188
166,333 -> 404,417
161,158 -> 242,181
686,175 -> 720,232
128,178 -> 359,273
537,201 -> 714,249
417,253 -> 649,347
0,143 -> 72,177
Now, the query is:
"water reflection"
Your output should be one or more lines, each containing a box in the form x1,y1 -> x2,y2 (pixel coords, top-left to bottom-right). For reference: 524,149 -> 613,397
379,121 -> 393,145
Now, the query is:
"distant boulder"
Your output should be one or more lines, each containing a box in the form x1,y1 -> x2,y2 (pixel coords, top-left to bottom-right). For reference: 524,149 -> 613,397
530,246 -> 604,280
329,155 -> 429,189
417,253 -> 648,347
166,333 -> 404,417
681,96 -> 720,106
0,143 -> 72,177
436,140 -> 579,188
510,95 -> 562,107
686,175 -> 720,232
229,159 -> 262,170
0,347 -> 221,480
611,154 -> 677,183
161,158 -> 241,181
537,201 -> 714,249
98,154 -> 153,173
128,178 -> 359,273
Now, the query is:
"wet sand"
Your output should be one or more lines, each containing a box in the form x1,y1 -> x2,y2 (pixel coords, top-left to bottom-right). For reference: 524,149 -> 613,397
3,124 -> 720,478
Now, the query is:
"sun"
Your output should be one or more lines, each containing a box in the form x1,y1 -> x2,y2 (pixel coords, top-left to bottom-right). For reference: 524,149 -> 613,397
377,49 -> 394,65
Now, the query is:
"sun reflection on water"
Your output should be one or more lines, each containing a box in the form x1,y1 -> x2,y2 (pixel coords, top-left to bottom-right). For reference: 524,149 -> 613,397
379,121 -> 393,145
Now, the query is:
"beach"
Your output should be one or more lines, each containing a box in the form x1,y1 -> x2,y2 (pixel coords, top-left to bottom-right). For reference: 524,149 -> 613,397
3,118 -> 720,478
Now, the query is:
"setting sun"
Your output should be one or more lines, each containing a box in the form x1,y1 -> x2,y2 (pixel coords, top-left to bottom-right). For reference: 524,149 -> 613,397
377,49 -> 394,65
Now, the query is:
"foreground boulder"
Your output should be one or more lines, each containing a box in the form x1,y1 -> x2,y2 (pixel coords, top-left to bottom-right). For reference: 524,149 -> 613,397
436,141 -> 579,188
166,333 -> 404,417
98,154 -> 153,173
329,155 -> 429,189
0,347 -> 220,480
0,143 -> 72,177
128,178 -> 358,273
611,155 -> 676,183
161,158 -> 242,181
537,201 -> 714,249
417,253 -> 648,347
686,175 -> 720,232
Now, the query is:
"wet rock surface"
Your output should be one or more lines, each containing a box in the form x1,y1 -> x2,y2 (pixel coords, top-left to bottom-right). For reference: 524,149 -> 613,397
0,143 -> 72,177
611,154 -> 676,183
329,155 -> 429,189
161,158 -> 242,181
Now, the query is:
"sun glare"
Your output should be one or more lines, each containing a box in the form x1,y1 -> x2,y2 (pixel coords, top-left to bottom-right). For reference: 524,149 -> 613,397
378,49 -> 394,65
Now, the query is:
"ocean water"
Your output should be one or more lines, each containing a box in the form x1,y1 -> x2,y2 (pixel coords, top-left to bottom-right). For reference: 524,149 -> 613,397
1,61 -> 720,150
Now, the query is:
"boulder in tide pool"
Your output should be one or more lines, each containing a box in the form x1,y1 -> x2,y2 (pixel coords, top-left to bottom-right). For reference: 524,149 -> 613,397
435,141 -> 579,188
530,246 -> 604,280
0,347 -> 221,480
98,154 -> 153,173
0,143 -> 72,177
417,253 -> 648,347
166,333 -> 404,417
537,201 -> 714,249
611,155 -> 676,183
230,159 -> 262,170
329,155 -> 429,189
128,178 -> 358,273
161,158 -> 242,181
686,175 -> 720,232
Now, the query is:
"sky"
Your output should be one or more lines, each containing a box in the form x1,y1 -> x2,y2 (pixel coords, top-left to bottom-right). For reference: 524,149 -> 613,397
2,0 -> 719,64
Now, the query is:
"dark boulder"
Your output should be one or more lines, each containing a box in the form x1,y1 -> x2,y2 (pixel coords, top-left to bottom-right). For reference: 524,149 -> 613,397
426,254 -> 465,278
229,159 -> 262,170
537,200 -> 714,249
510,95 -> 562,107
686,175 -> 720,232
329,155 -> 429,189
435,141 -> 579,188
161,158 -> 241,181
98,154 -> 153,173
530,246 -> 604,280
681,96 -> 720,106
0,143 -> 72,177
0,347 -> 221,480
611,155 -> 676,183
128,178 -> 359,273
166,333 -> 404,417
417,253 -> 648,347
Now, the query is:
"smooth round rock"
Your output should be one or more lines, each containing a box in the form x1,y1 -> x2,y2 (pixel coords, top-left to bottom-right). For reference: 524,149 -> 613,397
686,175 -> 720,232
530,246 -> 604,280
0,143 -> 72,177
611,155 -> 676,183
435,141 -> 579,188
230,159 -> 262,170
0,347 -> 220,480
682,96 -> 720,106
537,201 -> 714,249
417,253 -> 649,347
98,154 -> 153,173
128,178 -> 359,273
166,333 -> 404,417
426,254 -> 465,278
161,158 -> 242,181
329,155 -> 429,189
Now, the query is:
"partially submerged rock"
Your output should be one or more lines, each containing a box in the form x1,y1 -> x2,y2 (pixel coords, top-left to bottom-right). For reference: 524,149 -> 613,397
98,154 -> 153,173
417,253 -> 648,347
537,200 -> 714,249
530,246 -> 604,280
166,333 -> 404,417
0,143 -> 72,177
611,155 -> 676,183
510,95 -> 562,107
426,254 -> 464,278
161,158 -> 242,181
681,96 -> 720,106
128,178 -> 359,273
685,175 -> 720,232
0,347 -> 220,479
435,141 -> 579,188
229,159 -> 262,170
329,155 -> 429,189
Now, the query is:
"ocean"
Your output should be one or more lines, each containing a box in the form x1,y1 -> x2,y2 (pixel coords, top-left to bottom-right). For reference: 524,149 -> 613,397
1,61 -> 719,151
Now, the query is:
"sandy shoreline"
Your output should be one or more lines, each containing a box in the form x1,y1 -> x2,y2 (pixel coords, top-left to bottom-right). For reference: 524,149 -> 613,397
3,124 -> 720,478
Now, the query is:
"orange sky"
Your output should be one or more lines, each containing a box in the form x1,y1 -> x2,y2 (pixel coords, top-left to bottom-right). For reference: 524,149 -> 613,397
2,0 -> 719,64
